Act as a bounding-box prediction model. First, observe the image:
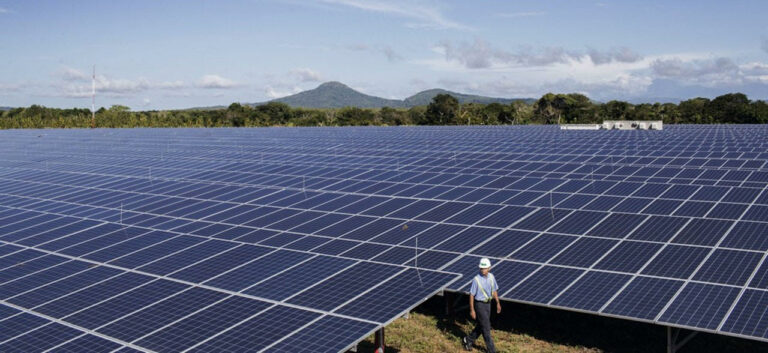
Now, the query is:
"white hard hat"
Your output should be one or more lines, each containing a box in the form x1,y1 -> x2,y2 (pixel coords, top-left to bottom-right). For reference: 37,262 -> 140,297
479,257 -> 491,269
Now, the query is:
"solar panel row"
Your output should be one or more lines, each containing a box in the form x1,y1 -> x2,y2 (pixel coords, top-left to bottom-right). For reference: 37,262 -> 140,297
0,125 -> 767,351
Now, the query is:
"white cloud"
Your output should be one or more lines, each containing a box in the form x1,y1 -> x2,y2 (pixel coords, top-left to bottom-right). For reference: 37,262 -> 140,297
291,68 -> 322,82
57,66 -> 90,82
142,98 -> 151,107
158,80 -> 186,89
198,74 -> 239,89
434,39 -> 643,70
321,0 -> 469,30
651,57 -> 742,85
0,7 -> 12,14
265,86 -> 302,99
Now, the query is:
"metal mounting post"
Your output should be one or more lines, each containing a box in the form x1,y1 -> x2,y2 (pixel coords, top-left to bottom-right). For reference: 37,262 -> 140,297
667,326 -> 698,353
373,328 -> 385,353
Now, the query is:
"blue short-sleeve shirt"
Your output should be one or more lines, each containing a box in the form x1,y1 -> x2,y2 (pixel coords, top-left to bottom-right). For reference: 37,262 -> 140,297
470,273 -> 498,302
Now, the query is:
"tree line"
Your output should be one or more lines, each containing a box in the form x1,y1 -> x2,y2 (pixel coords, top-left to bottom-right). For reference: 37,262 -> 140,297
2,92 -> 767,129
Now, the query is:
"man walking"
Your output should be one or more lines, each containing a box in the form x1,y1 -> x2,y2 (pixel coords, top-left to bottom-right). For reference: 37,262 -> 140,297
463,257 -> 500,352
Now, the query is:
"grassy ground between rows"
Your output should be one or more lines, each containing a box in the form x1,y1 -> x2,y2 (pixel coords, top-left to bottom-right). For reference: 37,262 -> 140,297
354,296 -> 768,353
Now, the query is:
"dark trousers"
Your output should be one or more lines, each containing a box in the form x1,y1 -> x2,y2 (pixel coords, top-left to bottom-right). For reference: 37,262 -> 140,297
467,301 -> 496,353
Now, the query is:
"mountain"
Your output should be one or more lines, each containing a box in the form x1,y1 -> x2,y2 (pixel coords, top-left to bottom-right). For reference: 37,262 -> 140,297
0,107 -> 13,111
260,82 -> 534,109
269,81 -> 403,108
403,89 -> 530,106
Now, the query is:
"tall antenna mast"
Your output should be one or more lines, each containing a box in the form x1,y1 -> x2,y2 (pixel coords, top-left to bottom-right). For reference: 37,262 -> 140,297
91,65 -> 96,128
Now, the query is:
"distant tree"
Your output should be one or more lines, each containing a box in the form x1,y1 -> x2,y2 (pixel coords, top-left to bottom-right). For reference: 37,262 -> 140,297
602,100 -> 632,121
227,102 -> 246,127
707,93 -> 752,123
678,98 -> 710,123
425,94 -> 459,125
256,102 -> 293,125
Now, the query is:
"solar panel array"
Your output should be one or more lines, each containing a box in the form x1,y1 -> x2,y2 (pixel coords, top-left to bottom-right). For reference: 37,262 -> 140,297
0,125 -> 767,350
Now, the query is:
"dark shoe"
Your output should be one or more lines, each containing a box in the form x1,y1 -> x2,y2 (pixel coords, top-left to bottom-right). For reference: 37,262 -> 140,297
462,336 -> 472,351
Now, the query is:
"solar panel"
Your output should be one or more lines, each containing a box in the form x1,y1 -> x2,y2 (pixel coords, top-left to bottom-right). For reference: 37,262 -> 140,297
0,125 -> 768,351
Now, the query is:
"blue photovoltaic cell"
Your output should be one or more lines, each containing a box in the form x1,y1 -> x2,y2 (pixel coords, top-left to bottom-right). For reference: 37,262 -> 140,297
720,221 -> 768,251
82,231 -> 175,262
0,313 -> 49,342
434,227 -> 500,253
340,243 -> 392,260
48,334 -> 122,353
8,266 -> 123,308
513,208 -> 571,231
642,245 -> 710,279
552,271 -> 632,311
673,201 -> 714,217
35,272 -> 153,318
0,260 -> 91,300
707,203 -> 748,220
742,205 -> 768,222
0,304 -> 19,320
205,250 -> 314,291
287,262 -> 401,311
510,233 -> 576,263
108,235 -> 204,268
721,290 -> 768,339
0,322 -> 82,353
659,282 -> 740,330
402,250 -> 456,270
476,206 -> 534,228
168,244 -> 272,283
603,276 -> 684,320
693,249 -> 763,286
266,315 -> 378,353
97,287 -> 227,342
628,216 -> 688,242
445,203 -> 504,225
547,210 -> 608,235
749,260 -> 768,289
470,230 -> 538,258
612,198 -> 651,213
550,237 -> 618,268
587,213 -> 647,239
136,239 -> 237,275
505,266 -> 583,304
245,255 -> 356,300
337,269 -> 458,323
189,305 -> 321,353
136,296 -> 272,353
0,255 -> 68,284
311,239 -> 360,256
65,279 -> 188,329
399,224 -> 463,249
341,218 -> 403,241
672,218 -> 733,246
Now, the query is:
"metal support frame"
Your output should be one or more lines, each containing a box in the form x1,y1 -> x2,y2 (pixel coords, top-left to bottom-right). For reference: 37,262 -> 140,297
667,326 -> 698,353
373,328 -> 385,353
445,291 -> 455,317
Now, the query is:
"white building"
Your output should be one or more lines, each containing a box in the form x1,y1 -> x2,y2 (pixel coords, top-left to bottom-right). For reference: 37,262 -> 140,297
601,120 -> 663,130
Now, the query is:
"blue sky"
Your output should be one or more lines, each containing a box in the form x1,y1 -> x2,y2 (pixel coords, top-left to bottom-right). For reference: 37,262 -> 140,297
1,0 -> 768,110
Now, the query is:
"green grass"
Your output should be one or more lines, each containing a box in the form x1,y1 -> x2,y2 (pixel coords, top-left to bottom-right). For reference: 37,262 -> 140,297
355,296 -> 768,353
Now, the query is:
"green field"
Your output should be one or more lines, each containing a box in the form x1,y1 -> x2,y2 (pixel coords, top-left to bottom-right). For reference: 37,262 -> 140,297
356,296 -> 767,353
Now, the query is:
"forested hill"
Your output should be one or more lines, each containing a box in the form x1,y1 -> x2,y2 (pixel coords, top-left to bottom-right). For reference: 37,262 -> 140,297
270,81 -> 402,108
266,81 -> 533,108
1,92 -> 766,129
